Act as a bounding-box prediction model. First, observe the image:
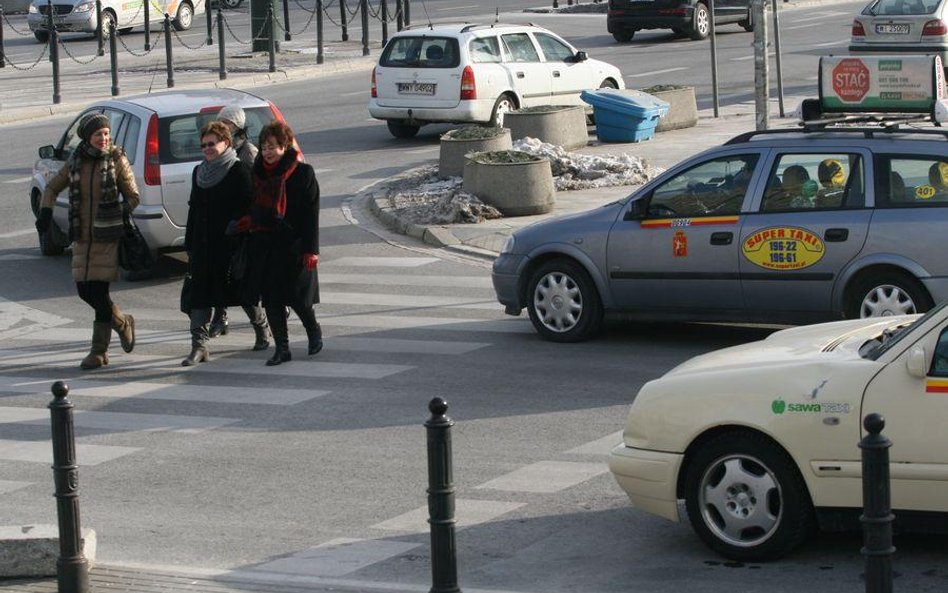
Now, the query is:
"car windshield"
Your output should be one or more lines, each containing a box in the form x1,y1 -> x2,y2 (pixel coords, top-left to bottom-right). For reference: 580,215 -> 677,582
867,0 -> 941,15
863,301 -> 948,360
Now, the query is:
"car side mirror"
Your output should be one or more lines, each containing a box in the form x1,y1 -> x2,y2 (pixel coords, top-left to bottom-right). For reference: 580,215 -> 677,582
38,145 -> 56,159
905,345 -> 928,378
574,50 -> 588,62
625,198 -> 648,220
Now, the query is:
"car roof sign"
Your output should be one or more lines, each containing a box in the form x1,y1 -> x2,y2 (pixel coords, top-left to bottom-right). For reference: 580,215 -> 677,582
818,55 -> 947,115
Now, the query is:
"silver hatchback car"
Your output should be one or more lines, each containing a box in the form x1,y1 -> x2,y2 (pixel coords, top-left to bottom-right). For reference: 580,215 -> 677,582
849,0 -> 948,65
492,125 -> 948,341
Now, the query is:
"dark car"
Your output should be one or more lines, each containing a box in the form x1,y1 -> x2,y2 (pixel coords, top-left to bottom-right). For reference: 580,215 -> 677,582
607,0 -> 754,42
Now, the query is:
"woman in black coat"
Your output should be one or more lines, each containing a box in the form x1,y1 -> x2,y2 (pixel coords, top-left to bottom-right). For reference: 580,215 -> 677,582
235,121 -> 321,366
182,121 -> 268,366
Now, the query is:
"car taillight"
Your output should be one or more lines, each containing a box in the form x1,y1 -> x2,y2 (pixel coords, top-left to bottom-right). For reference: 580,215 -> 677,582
144,113 -> 160,186
460,65 -> 476,100
851,19 -> 866,37
199,105 -> 223,114
922,19 -> 947,36
268,100 -> 287,123
371,68 -> 377,98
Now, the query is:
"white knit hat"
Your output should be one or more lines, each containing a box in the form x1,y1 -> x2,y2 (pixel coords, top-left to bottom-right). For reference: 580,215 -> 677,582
217,105 -> 246,129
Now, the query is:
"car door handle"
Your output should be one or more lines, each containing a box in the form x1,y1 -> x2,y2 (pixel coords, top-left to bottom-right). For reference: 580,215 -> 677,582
552,71 -> 561,77
824,228 -> 849,242
710,232 -> 733,245
516,71 -> 525,79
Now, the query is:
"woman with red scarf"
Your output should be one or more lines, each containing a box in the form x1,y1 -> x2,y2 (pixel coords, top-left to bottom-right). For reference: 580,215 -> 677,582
235,121 -> 321,366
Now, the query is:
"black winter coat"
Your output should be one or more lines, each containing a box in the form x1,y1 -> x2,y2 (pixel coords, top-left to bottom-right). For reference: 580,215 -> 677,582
185,161 -> 252,308
244,150 -> 320,307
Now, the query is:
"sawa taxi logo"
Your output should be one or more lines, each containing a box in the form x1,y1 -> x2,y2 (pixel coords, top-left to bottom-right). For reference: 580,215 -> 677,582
771,399 -> 786,414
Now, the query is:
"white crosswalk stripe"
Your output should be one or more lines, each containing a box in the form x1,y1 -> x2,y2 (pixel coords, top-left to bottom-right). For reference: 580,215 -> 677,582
0,406 -> 238,434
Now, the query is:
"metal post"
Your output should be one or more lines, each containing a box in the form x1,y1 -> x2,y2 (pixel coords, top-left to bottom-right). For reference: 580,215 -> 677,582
95,0 -> 104,56
205,0 -> 213,45
109,20 -> 119,95
860,413 -> 894,593
360,0 -> 368,56
553,0 -> 558,9
316,0 -> 324,63
770,0 -> 785,117
425,398 -> 461,593
395,0 -> 402,31
268,5 -> 276,72
380,0 -> 387,47
217,7 -> 227,79
47,0 -> 54,62
282,0 -> 290,41
143,0 -> 150,50
50,27 -> 61,103
339,0 -> 347,41
0,8 -> 6,69
751,0 -> 768,130
163,13 -> 174,88
403,0 -> 409,27
708,0 -> 719,117
49,382 -> 89,593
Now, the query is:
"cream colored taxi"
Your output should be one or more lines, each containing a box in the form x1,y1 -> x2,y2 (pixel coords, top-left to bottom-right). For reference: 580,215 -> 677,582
609,302 -> 948,560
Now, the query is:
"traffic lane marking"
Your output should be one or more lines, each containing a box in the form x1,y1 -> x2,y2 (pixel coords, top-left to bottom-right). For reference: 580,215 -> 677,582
475,461 -> 609,493
371,499 -> 525,533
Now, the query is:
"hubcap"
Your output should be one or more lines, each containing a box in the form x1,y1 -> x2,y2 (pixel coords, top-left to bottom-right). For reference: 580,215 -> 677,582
699,454 -> 782,548
697,8 -> 709,35
179,5 -> 192,26
860,284 -> 916,318
495,100 -> 512,126
533,271 -> 582,333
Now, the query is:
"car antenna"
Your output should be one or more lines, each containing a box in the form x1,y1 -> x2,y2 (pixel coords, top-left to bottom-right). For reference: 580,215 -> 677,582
419,0 -> 432,29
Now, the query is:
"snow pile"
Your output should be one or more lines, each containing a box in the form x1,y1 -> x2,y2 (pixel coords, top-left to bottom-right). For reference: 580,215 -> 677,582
512,137 -> 659,190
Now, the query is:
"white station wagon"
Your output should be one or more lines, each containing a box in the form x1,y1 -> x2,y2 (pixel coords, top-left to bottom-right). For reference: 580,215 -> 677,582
609,303 -> 948,560
368,23 -> 626,138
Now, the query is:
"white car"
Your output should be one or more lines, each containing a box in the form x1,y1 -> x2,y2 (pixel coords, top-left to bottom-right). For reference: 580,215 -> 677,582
31,89 -> 290,276
27,0 -> 200,43
368,23 -> 625,138
849,0 -> 948,65
609,303 -> 948,560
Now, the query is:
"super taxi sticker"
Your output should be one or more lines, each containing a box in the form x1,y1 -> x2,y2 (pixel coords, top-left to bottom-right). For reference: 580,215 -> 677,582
742,226 -> 825,271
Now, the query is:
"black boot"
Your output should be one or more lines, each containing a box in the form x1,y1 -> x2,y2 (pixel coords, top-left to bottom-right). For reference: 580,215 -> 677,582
208,307 -> 229,338
265,307 -> 291,366
300,310 -> 323,356
243,304 -> 270,351
182,308 -> 211,366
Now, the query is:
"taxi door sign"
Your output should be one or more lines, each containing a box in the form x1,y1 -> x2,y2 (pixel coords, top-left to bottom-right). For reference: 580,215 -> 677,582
926,379 -> 948,393
673,231 -> 688,257
742,226 -> 825,270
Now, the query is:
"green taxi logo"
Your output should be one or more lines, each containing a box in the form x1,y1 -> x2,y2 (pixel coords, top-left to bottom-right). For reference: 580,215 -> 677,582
743,226 -> 825,271
916,185 -> 936,200
771,399 -> 786,415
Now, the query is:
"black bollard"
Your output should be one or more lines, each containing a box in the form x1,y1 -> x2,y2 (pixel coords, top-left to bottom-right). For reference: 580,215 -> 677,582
339,0 -> 347,41
425,398 -> 461,593
360,0 -> 368,56
404,0 -> 409,26
315,0 -> 323,64
282,0 -> 290,41
47,0 -> 54,62
50,27 -> 61,103
143,0 -> 150,50
206,0 -> 213,45
380,0 -> 387,47
267,6 -> 275,72
109,20 -> 119,95
395,0 -> 402,31
217,8 -> 227,79
49,381 -> 89,593
95,0 -> 104,56
860,413 -> 894,593
163,13 -> 174,87
0,7 -> 5,69
553,0 -> 558,7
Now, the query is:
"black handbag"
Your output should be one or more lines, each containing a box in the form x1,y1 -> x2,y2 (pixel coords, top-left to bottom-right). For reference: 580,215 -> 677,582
180,274 -> 192,315
118,210 -> 154,272
229,237 -> 249,282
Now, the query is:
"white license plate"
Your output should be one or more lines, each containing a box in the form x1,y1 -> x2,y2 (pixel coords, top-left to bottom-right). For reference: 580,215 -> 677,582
876,23 -> 910,34
398,82 -> 436,95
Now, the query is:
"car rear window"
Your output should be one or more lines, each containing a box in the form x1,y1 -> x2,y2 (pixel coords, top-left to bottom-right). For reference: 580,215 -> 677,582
158,106 -> 277,164
866,0 -> 941,15
379,36 -> 460,68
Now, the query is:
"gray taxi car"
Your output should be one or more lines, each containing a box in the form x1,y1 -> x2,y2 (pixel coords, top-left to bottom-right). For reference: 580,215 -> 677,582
491,126 -> 948,341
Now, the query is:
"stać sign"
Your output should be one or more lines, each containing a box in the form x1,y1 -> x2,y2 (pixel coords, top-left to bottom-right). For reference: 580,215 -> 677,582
819,55 -> 947,113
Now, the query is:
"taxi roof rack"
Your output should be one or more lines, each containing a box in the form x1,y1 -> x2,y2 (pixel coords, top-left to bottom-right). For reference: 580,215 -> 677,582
725,124 -> 948,144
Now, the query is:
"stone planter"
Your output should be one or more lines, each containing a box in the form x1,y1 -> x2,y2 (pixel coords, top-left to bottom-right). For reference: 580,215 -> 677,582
641,86 -> 698,132
503,105 -> 589,149
438,127 -> 512,179
463,151 -> 555,217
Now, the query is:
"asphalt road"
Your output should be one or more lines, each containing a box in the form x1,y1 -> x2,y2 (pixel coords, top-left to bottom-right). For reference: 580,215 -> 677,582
3,2 -> 947,592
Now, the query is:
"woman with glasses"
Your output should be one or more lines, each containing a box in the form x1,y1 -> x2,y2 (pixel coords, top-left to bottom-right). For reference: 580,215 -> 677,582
181,121 -> 261,366
233,121 -> 321,366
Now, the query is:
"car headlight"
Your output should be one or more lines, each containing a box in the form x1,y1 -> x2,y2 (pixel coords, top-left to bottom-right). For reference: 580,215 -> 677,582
74,2 -> 95,13
500,235 -> 515,255
28,3 -> 38,12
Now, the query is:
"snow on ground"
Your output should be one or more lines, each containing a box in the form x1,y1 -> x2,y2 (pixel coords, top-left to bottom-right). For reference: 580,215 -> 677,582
386,138 -> 663,225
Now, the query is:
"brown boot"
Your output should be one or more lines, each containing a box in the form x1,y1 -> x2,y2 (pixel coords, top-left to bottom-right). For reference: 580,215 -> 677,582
111,304 -> 135,353
80,322 -> 112,370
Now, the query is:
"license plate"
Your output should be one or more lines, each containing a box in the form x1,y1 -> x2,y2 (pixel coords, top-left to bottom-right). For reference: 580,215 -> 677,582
875,23 -> 910,34
398,82 -> 436,95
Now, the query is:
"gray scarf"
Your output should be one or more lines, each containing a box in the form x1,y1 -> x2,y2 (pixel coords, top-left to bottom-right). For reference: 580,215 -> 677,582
195,147 -> 238,189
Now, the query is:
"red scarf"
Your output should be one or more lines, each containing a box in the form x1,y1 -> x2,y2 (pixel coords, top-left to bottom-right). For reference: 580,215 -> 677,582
251,150 -> 298,232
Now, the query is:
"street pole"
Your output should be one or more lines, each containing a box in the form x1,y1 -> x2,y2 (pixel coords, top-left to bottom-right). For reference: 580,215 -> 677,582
163,13 -> 174,88
95,0 -> 104,56
206,0 -> 213,45
339,0 -> 348,41
771,0 -> 785,117
360,0 -> 368,56
109,20 -> 119,95
217,7 -> 227,79
708,0 -> 719,118
316,0 -> 324,64
282,0 -> 291,41
751,0 -> 769,130
143,0 -> 150,50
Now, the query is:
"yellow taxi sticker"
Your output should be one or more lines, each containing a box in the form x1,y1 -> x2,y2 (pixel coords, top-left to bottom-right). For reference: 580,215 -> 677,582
742,226 -> 824,271
916,185 -> 936,200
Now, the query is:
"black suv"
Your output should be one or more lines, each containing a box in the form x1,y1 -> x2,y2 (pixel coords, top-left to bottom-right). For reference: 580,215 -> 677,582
607,0 -> 754,42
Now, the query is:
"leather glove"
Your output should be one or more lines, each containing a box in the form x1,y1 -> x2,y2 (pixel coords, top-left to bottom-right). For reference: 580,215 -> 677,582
225,215 -> 251,236
302,253 -> 319,272
35,208 -> 53,234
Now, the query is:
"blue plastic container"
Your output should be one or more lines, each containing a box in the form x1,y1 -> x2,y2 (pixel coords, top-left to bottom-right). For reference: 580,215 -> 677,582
580,89 -> 670,143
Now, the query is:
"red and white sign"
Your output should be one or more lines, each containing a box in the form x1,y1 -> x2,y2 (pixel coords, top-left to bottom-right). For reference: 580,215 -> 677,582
832,59 -> 871,103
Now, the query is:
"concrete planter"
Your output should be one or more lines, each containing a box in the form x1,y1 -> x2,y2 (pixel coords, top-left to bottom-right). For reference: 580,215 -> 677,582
438,128 -> 512,179
644,86 -> 698,132
0,0 -> 31,13
503,105 -> 589,149
463,152 -> 555,217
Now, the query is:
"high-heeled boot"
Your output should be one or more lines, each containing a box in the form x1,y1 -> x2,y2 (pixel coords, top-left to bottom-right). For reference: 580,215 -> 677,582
243,304 -> 270,351
208,307 -> 229,338
300,310 -> 323,355
265,309 -> 291,366
182,308 -> 211,366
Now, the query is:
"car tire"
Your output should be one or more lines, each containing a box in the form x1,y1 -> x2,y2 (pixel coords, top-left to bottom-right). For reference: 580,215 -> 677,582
386,120 -> 421,139
689,3 -> 710,40
173,1 -> 193,31
599,79 -> 618,90
845,270 -> 933,319
490,93 -> 517,127
683,431 -> 814,562
99,10 -> 116,38
739,9 -> 754,32
221,0 -> 243,8
526,259 -> 603,342
612,30 -> 633,42
34,30 -> 49,43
